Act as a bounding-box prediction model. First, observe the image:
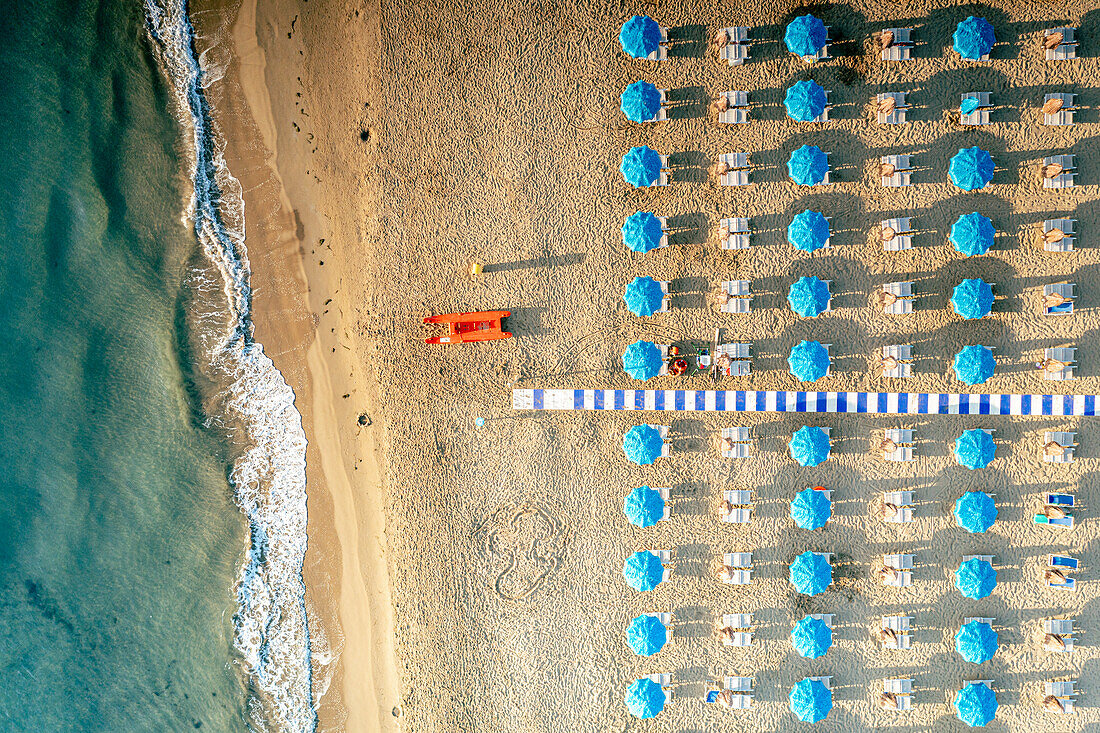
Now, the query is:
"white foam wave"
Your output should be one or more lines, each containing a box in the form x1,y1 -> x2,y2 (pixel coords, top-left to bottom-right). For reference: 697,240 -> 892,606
143,2 -> 315,731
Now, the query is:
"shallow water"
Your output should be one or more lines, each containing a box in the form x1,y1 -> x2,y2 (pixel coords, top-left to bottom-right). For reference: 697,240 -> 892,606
0,1 -> 255,729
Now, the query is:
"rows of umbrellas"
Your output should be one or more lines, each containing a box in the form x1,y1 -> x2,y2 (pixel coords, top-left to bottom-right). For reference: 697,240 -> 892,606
619,13 -> 996,64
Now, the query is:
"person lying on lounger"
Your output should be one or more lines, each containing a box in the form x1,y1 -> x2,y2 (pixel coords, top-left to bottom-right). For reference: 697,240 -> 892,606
1044,696 -> 1066,713
1037,358 -> 1069,373
880,355 -> 900,372
879,31 -> 895,50
716,565 -> 740,583
712,28 -> 730,52
879,693 -> 899,710
879,437 -> 898,456
881,502 -> 902,521
878,628 -> 899,647
715,94 -> 731,113
1043,633 -> 1067,651
1044,441 -> 1066,457
1042,292 -> 1072,309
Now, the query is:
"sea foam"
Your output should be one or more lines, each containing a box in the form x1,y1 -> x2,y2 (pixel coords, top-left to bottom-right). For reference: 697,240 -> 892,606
143,2 -> 315,731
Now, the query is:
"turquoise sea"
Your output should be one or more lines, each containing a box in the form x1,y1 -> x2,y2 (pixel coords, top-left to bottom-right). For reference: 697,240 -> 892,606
0,1 -> 314,730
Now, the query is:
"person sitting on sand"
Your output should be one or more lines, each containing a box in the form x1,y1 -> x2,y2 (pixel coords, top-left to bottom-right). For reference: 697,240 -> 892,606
1044,441 -> 1066,457
712,28 -> 730,52
1043,695 -> 1066,713
1037,357 -> 1069,374
1042,291 -> 1072,309
1043,633 -> 1067,652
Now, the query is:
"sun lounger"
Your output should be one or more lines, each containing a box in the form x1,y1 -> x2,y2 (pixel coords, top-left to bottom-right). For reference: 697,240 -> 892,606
1042,218 -> 1075,252
718,343 -> 751,360
804,90 -> 831,123
719,91 -> 749,124
723,613 -> 753,629
723,506 -> 752,523
719,28 -> 751,66
884,570 -> 912,587
1046,491 -> 1075,508
653,216 -> 669,248
653,549 -> 672,583
725,676 -> 753,693
882,281 -> 914,314
1044,347 -> 1076,381
809,676 -> 832,689
885,554 -> 914,570
721,570 -> 751,586
725,552 -> 752,568
720,427 -> 752,458
1050,555 -> 1079,571
963,557 -> 993,567
1048,575 -> 1076,591
1045,27 -> 1077,61
653,281 -> 671,313
876,93 -> 908,124
646,672 -> 673,701
1051,699 -> 1076,714
881,217 -> 913,251
1045,619 -> 1074,635
705,688 -> 752,708
885,429 -> 914,445
964,618 -> 994,629
720,280 -> 752,313
807,613 -> 835,628
961,93 -> 991,125
719,217 -> 750,250
1044,283 -> 1075,315
652,488 -> 671,522
884,490 -> 913,506
1044,431 -> 1076,463
1047,680 -> 1077,697
881,28 -> 914,61
1043,93 -> 1075,126
882,344 -> 913,378
883,615 -> 912,632
880,154 -> 912,186
883,633 -> 912,650
1035,513 -> 1074,528
719,153 -> 749,187
812,27 -> 832,62
1043,155 -> 1076,189
813,552 -> 833,566
884,446 -> 914,462
724,489 -> 751,506
884,678 -> 914,695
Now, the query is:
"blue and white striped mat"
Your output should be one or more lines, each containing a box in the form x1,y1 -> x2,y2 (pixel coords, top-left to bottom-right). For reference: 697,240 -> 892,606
512,389 -> 1096,416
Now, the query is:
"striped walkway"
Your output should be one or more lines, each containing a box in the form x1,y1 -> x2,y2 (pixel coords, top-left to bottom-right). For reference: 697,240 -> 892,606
512,389 -> 1097,416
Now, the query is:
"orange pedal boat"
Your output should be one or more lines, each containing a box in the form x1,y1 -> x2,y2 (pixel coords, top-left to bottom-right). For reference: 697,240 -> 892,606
424,310 -> 512,344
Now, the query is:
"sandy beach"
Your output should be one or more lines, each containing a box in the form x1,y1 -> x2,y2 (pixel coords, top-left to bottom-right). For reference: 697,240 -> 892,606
200,0 -> 1100,729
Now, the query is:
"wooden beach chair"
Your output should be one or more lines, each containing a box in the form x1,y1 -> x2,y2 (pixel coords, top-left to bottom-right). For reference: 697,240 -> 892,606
1043,283 -> 1075,315
1043,219 -> 1075,252
719,217 -> 750,250
1044,432 -> 1076,463
1043,155 -> 1076,189
961,92 -> 991,125
877,93 -> 908,124
882,281 -> 914,314
882,344 -> 913,378
1044,347 -> 1076,380
719,91 -> 749,124
881,218 -> 913,251
719,280 -> 751,313
720,427 -> 752,458
881,27 -> 914,61
719,153 -> 750,186
880,155 -> 912,186
1044,27 -> 1077,61
1043,93 -> 1075,126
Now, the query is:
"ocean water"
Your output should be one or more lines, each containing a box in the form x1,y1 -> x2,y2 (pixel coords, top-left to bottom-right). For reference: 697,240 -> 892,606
0,1 -> 313,730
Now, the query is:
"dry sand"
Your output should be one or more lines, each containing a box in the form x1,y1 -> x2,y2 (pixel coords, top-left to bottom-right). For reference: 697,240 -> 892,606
200,0 -> 1100,730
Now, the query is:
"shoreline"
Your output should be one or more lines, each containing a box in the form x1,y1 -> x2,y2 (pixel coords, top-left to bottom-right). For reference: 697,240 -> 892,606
192,0 -> 397,729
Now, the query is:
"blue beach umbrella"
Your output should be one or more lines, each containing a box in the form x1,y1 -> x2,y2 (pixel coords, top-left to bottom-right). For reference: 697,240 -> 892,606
954,16 -> 995,60
955,491 -> 997,533
620,145 -> 662,187
623,486 -> 666,527
623,550 -> 666,592
787,276 -> 831,317
789,426 -> 831,467
955,429 -> 995,469
623,277 -> 666,317
788,145 -> 829,185
620,81 -> 662,123
791,616 -> 833,658
619,16 -> 662,59
790,678 -> 832,723
956,557 -> 997,600
950,148 -> 994,191
785,15 -> 828,58
788,340 -> 830,382
623,425 -> 665,465
784,80 -> 828,121
787,211 -> 830,253
951,213 -> 995,255
954,682 -> 998,727
622,212 -> 664,253
954,345 -> 995,386
625,614 -> 668,656
955,619 -> 998,663
625,677 -> 667,719
951,279 -> 994,320
622,340 -> 663,380
789,550 -> 832,596
791,487 -> 832,530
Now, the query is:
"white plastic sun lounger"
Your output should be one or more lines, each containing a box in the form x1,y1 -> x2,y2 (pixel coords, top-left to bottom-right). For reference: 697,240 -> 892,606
1044,619 -> 1074,635
812,28 -> 832,62
881,218 -> 913,251
1051,699 -> 1076,714
646,672 -> 673,701
1048,574 -> 1076,591
719,91 -> 749,124
720,427 -> 752,458
1043,219 -> 1075,251
1047,680 -> 1077,697
721,569 -> 751,585
1044,283 -> 1075,315
884,446 -> 914,462
883,344 -> 913,378
880,154 -> 912,186
881,28 -> 914,61
884,490 -> 913,506
964,617 -> 994,628
877,93 -> 908,124
808,676 -> 832,689
883,569 -> 912,587
720,280 -> 752,313
883,631 -> 912,650
718,343 -> 751,360
1045,27 -> 1078,61
724,630 -> 753,646
963,557 -> 994,567
724,489 -> 751,506
725,552 -> 752,568
1043,93 -> 1075,126
884,678 -> 914,695
885,554 -> 915,570
883,615 -> 912,632
725,676 -> 753,693
1043,155 -> 1076,189
720,43 -> 750,66
654,216 -> 669,249
1044,432 -> 1076,463
1045,347 -> 1076,381
723,506 -> 752,523
961,92 -> 991,125
883,281 -> 914,314
723,613 -> 753,629
720,217 -> 750,250
719,153 -> 749,187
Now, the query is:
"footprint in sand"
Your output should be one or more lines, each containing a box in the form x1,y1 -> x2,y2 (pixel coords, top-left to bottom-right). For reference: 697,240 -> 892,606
476,503 -> 566,601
